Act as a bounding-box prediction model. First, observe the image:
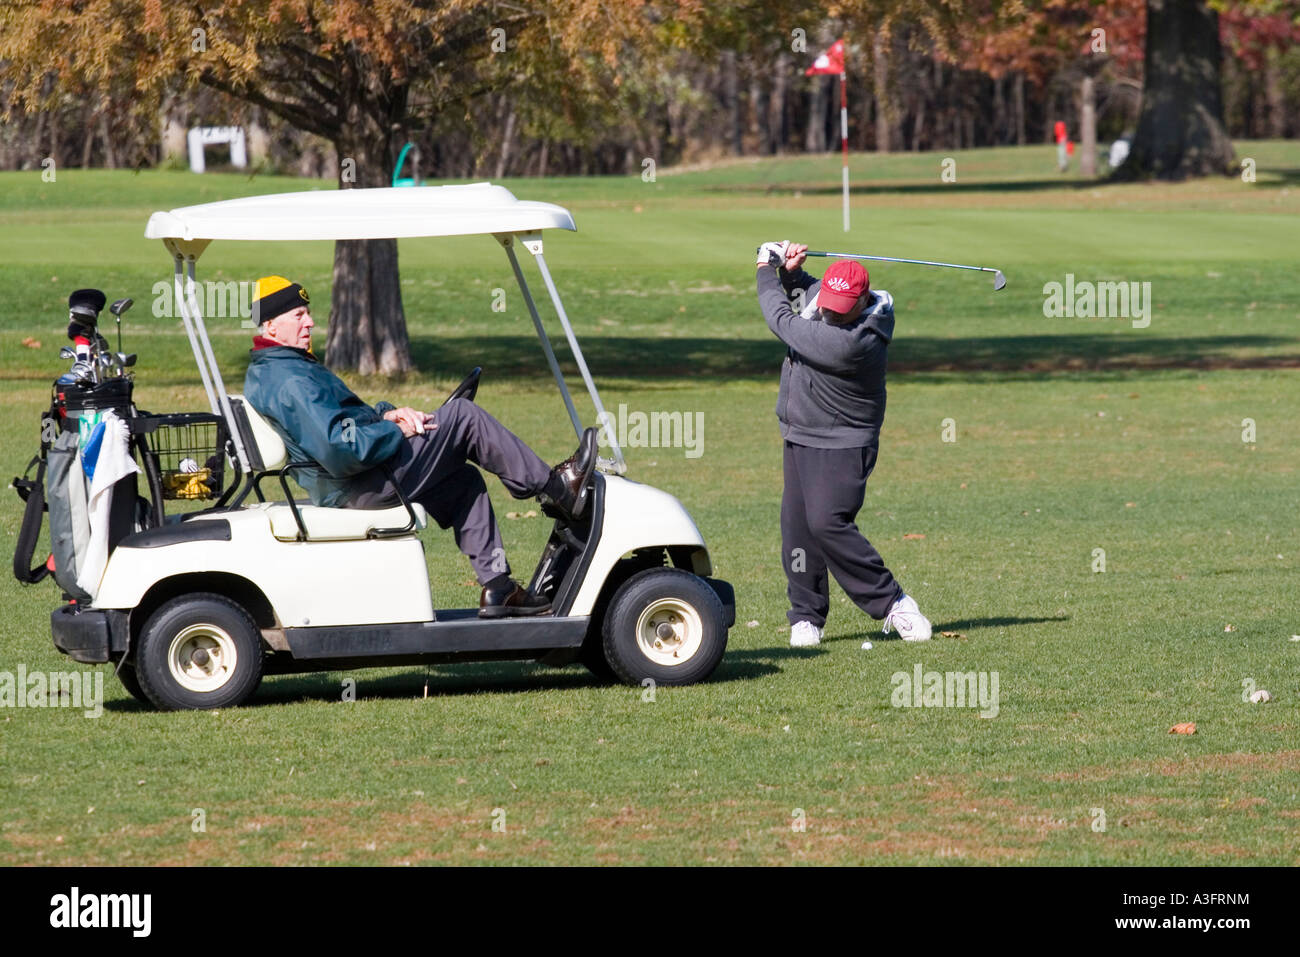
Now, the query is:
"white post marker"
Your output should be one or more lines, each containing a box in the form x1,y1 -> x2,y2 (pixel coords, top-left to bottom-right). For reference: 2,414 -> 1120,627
806,39 -> 850,232
840,69 -> 849,232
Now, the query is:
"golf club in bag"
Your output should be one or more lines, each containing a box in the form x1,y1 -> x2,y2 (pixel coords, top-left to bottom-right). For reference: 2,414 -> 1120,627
10,289 -> 200,602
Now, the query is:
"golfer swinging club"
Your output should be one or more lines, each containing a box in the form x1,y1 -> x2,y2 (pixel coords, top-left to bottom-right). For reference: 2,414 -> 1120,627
756,240 -> 932,646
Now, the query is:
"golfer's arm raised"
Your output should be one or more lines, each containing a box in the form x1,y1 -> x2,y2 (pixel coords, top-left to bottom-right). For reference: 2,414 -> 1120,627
756,264 -> 862,375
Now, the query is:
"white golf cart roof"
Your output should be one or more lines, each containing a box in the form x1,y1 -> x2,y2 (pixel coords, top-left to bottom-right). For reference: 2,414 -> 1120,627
145,183 -> 576,242
146,183 -> 624,473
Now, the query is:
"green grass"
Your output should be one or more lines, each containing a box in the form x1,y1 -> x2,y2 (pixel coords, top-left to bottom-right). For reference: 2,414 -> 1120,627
2,143 -> 1299,865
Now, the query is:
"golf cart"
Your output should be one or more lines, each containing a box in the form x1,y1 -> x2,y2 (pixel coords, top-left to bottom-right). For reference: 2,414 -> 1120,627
49,184 -> 734,710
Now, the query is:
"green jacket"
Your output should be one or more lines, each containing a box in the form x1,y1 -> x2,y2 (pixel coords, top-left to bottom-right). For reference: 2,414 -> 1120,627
243,346 -> 403,507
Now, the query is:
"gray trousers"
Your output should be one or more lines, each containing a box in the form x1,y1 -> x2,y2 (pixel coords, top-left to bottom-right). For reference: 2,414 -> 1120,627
347,398 -> 552,584
781,440 -> 902,627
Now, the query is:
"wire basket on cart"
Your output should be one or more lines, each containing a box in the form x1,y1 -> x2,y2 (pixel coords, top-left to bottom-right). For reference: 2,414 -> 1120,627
132,413 -> 231,502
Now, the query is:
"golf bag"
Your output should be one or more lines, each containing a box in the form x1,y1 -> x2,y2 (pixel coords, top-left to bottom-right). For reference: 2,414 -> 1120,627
12,376 -> 145,601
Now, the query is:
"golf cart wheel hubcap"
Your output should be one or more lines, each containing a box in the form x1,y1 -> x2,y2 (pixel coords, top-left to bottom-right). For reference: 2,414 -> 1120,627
167,624 -> 238,693
635,599 -> 702,667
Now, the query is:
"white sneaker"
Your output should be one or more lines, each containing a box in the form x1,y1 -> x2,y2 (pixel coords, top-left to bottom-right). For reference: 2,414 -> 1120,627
883,594 -> 932,641
789,620 -> 824,647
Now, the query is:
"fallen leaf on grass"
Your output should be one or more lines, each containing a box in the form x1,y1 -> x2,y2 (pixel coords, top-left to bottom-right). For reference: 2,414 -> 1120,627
939,631 -> 967,639
21,337 -> 41,349
903,533 -> 926,540
1124,502 -> 1137,508
1169,722 -> 1197,735
1224,624 -> 1236,632
745,620 -> 759,628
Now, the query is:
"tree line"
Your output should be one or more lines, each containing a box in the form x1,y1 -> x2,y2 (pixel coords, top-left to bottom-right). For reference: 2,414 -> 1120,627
3,3 -> 1296,179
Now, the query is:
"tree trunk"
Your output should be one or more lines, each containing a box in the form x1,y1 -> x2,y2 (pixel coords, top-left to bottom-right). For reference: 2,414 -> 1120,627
992,74 -> 1005,145
873,30 -> 890,153
324,126 -> 411,375
495,104 -> 516,179
80,103 -> 95,168
1264,51 -> 1286,139
805,77 -> 827,152
1080,73 -> 1097,176
724,51 -> 742,156
771,52 -> 788,154
99,105 -> 117,169
1014,71 -> 1026,145
748,72 -> 767,154
1121,0 -> 1235,179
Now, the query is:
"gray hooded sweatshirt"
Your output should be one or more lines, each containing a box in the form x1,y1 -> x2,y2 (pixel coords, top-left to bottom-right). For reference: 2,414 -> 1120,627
756,263 -> 896,449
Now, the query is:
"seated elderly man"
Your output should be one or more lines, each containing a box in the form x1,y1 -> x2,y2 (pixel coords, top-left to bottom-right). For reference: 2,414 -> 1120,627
243,275 -> 596,619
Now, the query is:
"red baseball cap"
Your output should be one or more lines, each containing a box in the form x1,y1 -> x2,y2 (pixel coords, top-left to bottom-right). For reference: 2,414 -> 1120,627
819,260 -> 870,313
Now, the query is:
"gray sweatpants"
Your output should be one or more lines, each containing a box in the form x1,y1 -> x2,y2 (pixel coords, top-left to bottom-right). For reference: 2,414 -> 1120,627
781,440 -> 902,627
347,398 -> 552,584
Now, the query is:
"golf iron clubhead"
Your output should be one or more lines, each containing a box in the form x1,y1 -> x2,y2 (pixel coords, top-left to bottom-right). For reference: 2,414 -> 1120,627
804,250 -> 1008,291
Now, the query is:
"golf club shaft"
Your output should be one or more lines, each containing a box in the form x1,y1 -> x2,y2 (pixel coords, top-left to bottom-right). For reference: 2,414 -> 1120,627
805,250 -> 998,276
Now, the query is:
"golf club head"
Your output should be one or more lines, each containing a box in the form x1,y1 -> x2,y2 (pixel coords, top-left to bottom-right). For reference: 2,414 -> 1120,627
110,298 -> 134,318
993,270 -> 1007,291
118,353 -> 137,367
59,346 -> 76,361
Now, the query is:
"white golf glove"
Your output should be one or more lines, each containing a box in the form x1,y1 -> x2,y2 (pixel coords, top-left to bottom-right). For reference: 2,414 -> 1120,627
755,241 -> 790,267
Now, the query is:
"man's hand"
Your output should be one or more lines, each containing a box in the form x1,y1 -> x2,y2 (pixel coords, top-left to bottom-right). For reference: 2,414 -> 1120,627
784,242 -> 808,272
756,240 -> 789,267
384,406 -> 436,438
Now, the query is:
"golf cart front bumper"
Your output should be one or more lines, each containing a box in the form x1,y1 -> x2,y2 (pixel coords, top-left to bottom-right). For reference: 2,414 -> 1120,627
50,605 -> 129,664
704,577 -> 735,628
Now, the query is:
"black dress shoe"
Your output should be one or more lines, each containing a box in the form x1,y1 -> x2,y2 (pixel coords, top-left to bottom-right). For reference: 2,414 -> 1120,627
539,427 -> 597,522
479,580 -> 552,619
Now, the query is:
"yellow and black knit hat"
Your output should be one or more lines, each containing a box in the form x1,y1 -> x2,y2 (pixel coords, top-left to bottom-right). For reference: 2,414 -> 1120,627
250,275 -> 309,326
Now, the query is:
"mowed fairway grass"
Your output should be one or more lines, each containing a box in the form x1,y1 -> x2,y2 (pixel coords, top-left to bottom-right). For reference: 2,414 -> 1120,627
1,143 -> 1298,865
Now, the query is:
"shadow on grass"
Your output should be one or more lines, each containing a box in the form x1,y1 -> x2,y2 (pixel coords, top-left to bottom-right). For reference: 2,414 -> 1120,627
409,333 -> 1300,383
104,655 -> 782,710
709,166 -> 1300,195
830,614 -> 1069,646
715,177 -> 1108,197
7,331 -> 1295,390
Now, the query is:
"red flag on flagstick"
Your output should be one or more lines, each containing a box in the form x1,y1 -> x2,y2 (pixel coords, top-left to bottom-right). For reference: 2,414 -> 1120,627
805,39 -> 845,75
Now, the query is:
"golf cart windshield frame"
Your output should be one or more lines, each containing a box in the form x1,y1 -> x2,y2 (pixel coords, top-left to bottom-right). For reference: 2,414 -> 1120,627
148,185 -> 626,478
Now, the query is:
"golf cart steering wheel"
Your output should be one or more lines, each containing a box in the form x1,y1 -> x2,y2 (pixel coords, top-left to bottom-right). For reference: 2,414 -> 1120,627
441,366 -> 482,407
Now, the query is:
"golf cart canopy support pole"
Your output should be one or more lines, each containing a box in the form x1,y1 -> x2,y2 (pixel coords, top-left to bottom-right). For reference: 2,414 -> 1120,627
499,237 -> 583,438
525,239 -> 626,473
171,253 -> 221,419
164,240 -> 252,473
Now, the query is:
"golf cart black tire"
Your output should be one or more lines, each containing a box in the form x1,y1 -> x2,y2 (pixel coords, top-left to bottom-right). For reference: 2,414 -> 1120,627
133,593 -> 264,711
602,568 -> 727,686
113,660 -> 152,707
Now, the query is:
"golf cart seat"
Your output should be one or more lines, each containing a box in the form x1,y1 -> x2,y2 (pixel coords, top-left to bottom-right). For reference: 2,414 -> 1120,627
228,394 -> 426,541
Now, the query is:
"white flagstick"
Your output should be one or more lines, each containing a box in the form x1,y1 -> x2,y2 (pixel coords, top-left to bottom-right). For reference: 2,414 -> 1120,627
840,69 -> 849,231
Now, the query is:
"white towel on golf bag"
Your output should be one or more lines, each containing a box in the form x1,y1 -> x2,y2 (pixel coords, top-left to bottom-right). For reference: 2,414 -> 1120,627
799,287 -> 892,319
76,411 -> 140,597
